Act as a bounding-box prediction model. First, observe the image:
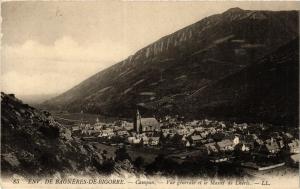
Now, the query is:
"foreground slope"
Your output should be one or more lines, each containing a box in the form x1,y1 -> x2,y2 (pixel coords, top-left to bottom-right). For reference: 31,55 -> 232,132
1,92 -> 134,177
43,8 -> 299,119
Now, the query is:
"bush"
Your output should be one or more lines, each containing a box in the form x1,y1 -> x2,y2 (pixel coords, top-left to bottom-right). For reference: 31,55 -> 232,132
115,146 -> 131,162
133,156 -> 145,171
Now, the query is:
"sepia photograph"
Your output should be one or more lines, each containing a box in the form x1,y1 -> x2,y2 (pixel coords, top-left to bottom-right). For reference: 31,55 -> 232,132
1,1 -> 299,188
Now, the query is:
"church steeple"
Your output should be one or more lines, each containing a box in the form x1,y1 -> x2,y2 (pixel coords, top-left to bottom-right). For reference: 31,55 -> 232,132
136,109 -> 142,133
134,108 -> 142,133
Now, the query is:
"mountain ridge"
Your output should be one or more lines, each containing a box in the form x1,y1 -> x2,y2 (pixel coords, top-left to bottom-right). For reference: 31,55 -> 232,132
42,8 -> 299,124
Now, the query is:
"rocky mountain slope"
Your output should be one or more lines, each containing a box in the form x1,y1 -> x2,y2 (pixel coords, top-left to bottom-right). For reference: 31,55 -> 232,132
42,8 -> 299,123
1,92 -> 133,177
180,38 -> 299,126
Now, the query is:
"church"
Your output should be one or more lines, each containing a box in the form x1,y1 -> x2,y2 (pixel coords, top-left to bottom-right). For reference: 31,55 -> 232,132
134,110 -> 160,133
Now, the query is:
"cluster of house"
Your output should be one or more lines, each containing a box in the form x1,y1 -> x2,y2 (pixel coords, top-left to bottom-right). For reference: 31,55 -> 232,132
72,118 -> 133,138
127,133 -> 160,146
189,122 -> 300,158
71,111 -> 299,158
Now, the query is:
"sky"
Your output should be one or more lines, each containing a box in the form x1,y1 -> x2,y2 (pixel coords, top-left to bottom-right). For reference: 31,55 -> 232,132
1,1 -> 300,96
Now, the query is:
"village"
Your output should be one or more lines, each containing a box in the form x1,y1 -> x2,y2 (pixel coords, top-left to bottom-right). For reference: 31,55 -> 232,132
69,110 -> 299,170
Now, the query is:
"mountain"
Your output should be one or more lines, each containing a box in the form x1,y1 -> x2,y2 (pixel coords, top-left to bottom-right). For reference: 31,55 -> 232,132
1,92 -> 133,176
42,8 -> 299,122
182,38 -> 299,126
18,93 -> 58,106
